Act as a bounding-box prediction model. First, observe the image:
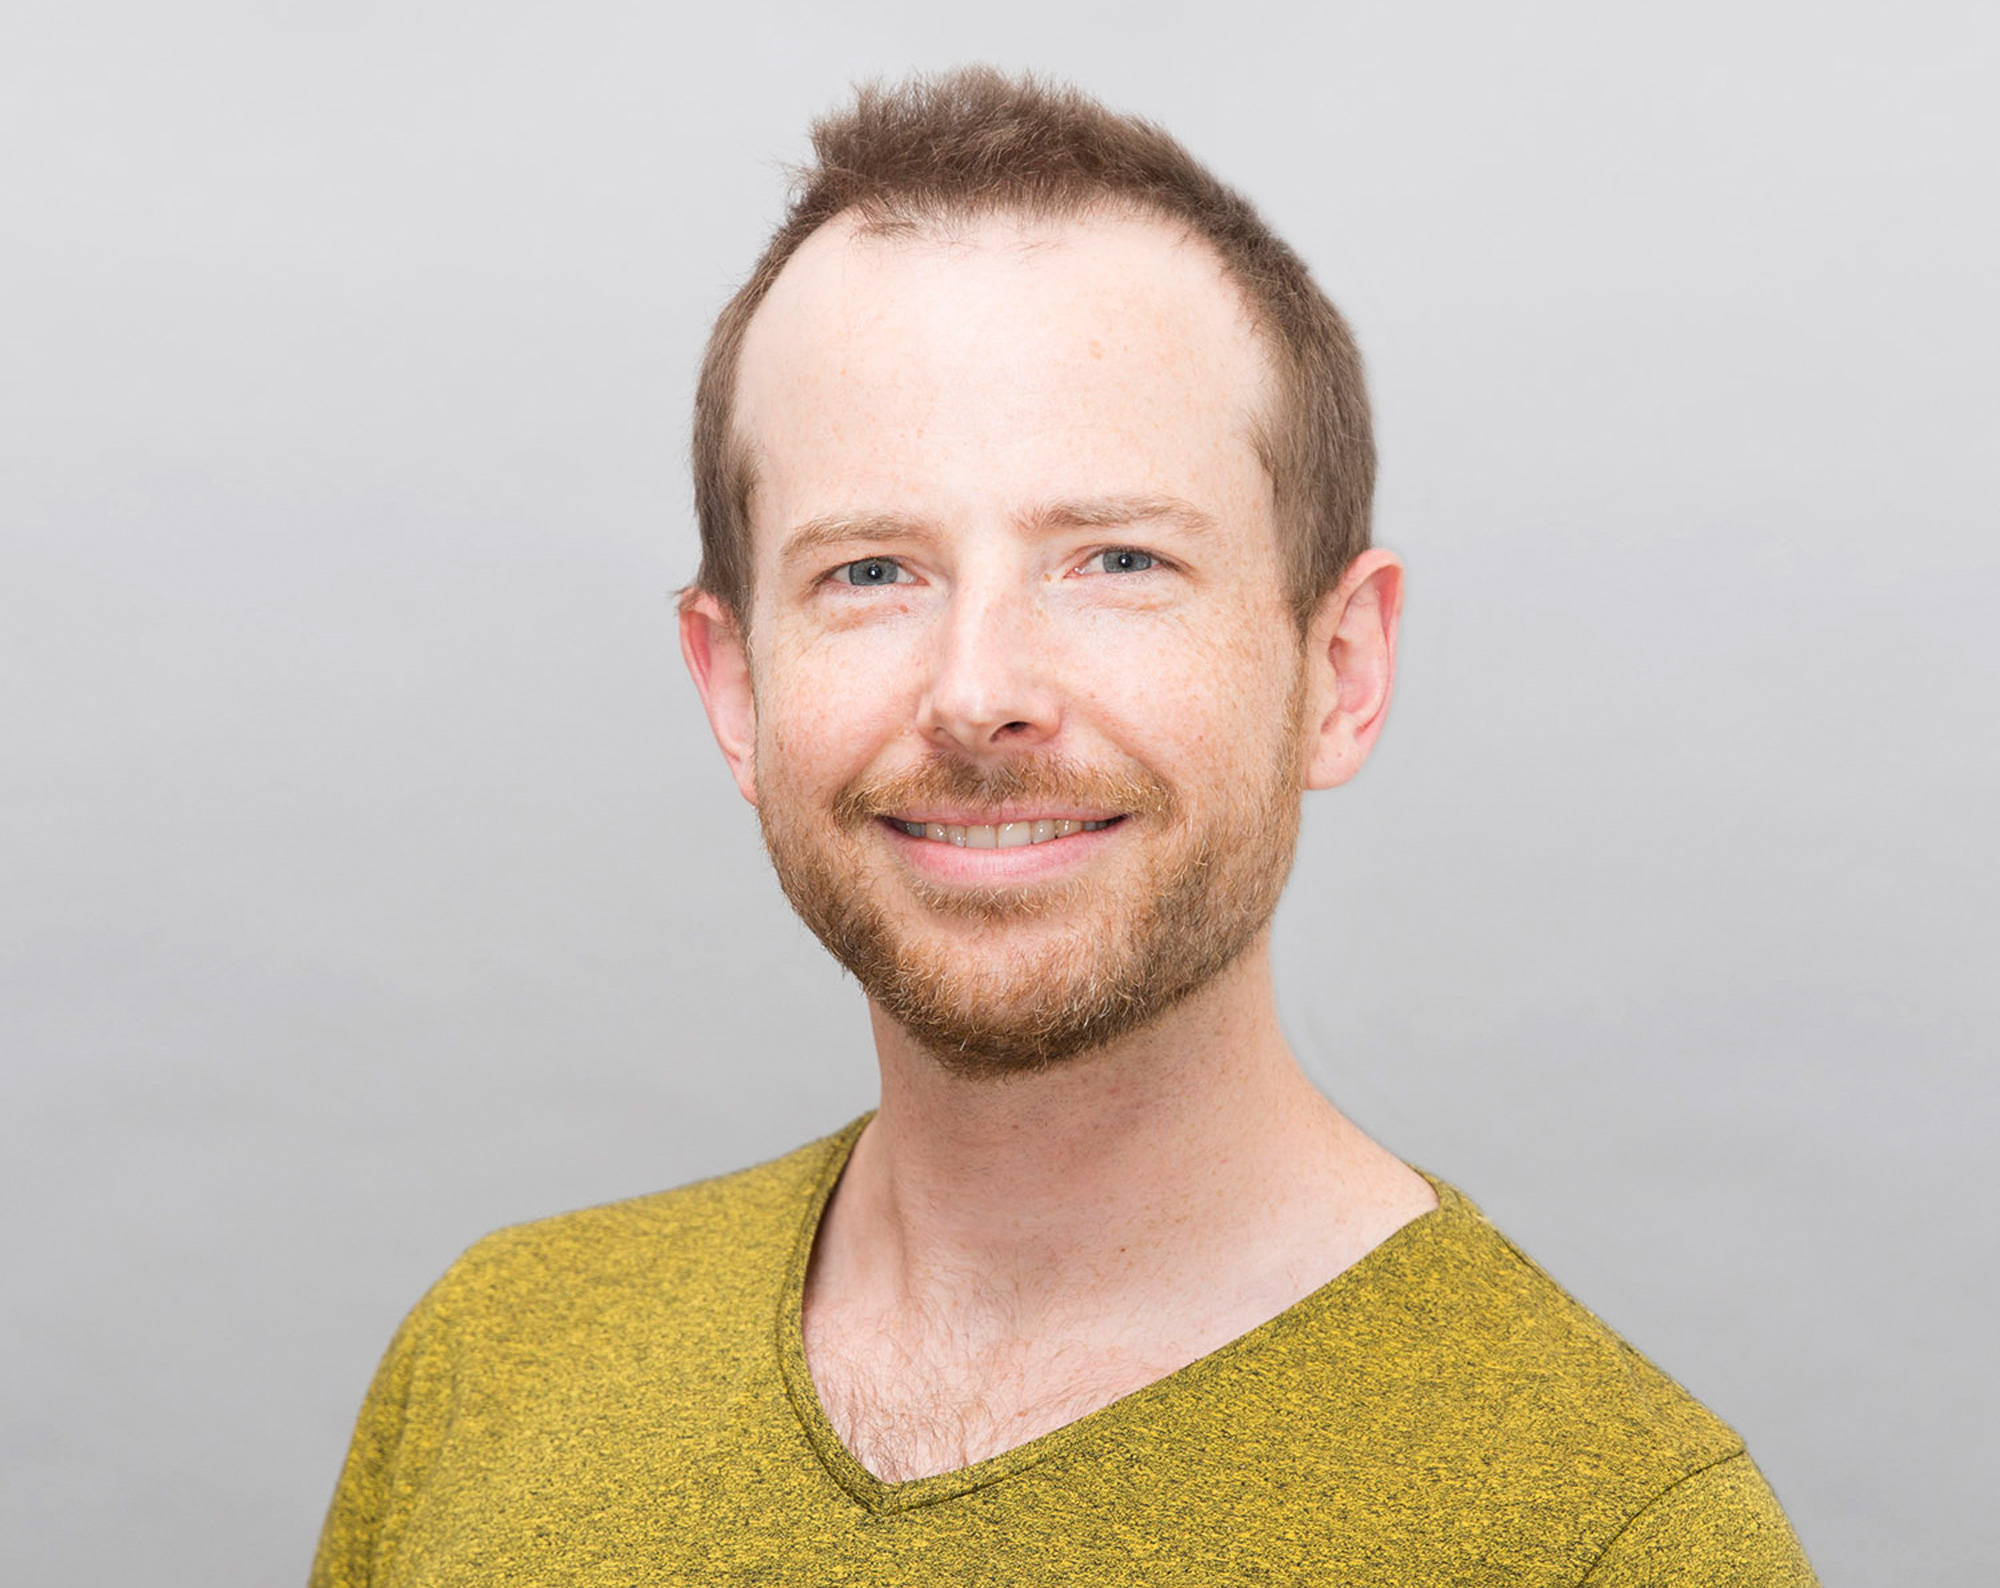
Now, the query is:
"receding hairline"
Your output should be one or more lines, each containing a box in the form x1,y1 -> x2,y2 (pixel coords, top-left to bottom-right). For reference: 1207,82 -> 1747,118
723,199 -> 1292,558
691,67 -> 1375,636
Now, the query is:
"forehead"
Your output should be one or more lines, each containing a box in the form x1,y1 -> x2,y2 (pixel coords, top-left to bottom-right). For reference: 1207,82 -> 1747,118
731,208 -> 1276,546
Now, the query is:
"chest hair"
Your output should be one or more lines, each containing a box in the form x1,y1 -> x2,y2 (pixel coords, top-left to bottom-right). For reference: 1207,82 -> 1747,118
804,1299 -> 1188,1484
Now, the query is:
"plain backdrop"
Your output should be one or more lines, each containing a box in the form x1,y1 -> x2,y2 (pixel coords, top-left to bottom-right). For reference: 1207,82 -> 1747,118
3,2 -> 1994,1582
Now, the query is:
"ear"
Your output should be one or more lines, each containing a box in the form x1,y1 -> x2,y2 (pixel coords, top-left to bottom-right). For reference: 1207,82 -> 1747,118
678,589 -> 759,806
1301,549 -> 1405,790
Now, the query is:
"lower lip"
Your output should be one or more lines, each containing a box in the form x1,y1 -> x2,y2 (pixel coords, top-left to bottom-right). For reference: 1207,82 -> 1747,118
878,816 -> 1124,884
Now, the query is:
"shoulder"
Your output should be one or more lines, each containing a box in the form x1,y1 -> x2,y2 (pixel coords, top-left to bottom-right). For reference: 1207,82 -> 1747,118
1242,1177 -> 1817,1578
311,1123 -> 864,1588
1580,1451 -> 1820,1585
412,1119 -> 858,1344
1400,1179 -> 1747,1476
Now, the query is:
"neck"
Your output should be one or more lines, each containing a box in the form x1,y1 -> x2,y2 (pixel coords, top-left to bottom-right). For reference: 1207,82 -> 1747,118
821,935 -> 1385,1325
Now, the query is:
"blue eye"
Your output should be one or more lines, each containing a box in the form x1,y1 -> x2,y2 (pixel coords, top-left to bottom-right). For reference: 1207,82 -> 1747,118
1092,548 -> 1156,574
838,558 -> 908,586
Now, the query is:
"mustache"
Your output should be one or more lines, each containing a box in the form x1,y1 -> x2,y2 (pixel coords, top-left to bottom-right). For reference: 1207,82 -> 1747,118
831,753 -> 1179,828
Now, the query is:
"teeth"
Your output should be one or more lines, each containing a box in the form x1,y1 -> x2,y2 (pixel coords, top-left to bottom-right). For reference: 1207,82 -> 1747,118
891,817 -> 1117,846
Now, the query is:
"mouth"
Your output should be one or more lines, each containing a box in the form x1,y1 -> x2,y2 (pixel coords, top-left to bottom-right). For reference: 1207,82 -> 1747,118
882,815 -> 1125,849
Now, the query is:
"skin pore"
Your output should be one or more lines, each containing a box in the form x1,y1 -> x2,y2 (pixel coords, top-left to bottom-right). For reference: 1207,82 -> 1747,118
680,207 -> 1437,1482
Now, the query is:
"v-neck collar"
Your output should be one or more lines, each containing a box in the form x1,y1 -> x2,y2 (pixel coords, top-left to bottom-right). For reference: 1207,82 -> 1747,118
773,1114 -> 1464,1516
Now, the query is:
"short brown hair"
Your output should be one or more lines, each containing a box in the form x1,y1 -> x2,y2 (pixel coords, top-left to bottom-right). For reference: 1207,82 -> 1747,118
690,66 -> 1373,631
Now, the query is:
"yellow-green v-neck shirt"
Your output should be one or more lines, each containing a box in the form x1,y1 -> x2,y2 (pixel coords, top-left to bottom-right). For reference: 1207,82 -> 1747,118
312,1118 -> 1815,1585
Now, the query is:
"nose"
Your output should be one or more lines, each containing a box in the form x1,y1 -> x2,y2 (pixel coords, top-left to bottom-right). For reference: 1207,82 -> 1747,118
917,581 -> 1061,755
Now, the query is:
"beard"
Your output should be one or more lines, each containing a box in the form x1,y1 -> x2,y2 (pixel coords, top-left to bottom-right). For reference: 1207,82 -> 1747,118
754,677 -> 1307,1078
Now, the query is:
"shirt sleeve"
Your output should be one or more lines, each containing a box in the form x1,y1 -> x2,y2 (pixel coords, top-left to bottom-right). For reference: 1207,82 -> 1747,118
1581,1452 -> 1819,1587
308,1285 -> 451,1588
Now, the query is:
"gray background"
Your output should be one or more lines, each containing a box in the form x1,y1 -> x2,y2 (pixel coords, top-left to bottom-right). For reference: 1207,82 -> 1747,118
3,1 -> 1993,1582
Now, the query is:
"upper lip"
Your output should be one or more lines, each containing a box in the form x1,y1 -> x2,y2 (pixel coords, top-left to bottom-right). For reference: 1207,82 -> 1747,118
884,809 -> 1123,825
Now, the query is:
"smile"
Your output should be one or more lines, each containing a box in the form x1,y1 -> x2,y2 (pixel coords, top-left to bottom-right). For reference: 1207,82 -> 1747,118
885,816 -> 1122,849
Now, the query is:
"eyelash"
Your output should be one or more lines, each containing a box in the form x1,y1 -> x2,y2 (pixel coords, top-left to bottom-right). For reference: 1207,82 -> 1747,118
826,547 -> 1162,587
1084,547 -> 1157,575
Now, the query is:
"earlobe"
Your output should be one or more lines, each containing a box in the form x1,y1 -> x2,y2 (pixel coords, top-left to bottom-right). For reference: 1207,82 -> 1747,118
1302,550 -> 1404,791
678,590 -> 760,806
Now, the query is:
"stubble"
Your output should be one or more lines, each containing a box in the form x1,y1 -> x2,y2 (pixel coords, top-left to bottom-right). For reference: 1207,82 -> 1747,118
755,678 -> 1308,1078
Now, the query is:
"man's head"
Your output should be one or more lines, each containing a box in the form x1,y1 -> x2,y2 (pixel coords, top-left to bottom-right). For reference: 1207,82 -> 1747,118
691,67 -> 1375,636
681,71 -> 1401,1075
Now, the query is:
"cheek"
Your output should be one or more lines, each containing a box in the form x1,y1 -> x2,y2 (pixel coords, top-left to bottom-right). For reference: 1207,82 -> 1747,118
755,638 -> 921,788
1070,600 -> 1294,756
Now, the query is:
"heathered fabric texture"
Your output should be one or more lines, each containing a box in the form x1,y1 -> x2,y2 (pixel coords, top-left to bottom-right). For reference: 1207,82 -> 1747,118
313,1117 -> 1816,1585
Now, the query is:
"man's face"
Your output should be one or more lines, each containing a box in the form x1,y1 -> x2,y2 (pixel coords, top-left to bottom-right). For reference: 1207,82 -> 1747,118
726,209 -> 1311,1072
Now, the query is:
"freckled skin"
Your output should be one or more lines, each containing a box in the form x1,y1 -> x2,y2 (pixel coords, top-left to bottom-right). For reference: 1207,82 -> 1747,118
734,210 -> 1303,918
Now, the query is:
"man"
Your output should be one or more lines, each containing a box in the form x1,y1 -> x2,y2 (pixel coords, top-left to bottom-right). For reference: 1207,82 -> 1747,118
314,69 -> 1816,1584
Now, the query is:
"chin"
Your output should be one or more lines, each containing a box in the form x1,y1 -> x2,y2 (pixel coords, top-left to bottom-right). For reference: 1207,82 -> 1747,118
793,847 -> 1286,1080
876,976 -> 1206,1078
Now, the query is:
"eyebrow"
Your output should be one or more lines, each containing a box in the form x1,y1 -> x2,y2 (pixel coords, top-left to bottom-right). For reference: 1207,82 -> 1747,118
777,495 -> 1216,566
1029,495 -> 1218,536
778,513 -> 929,566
